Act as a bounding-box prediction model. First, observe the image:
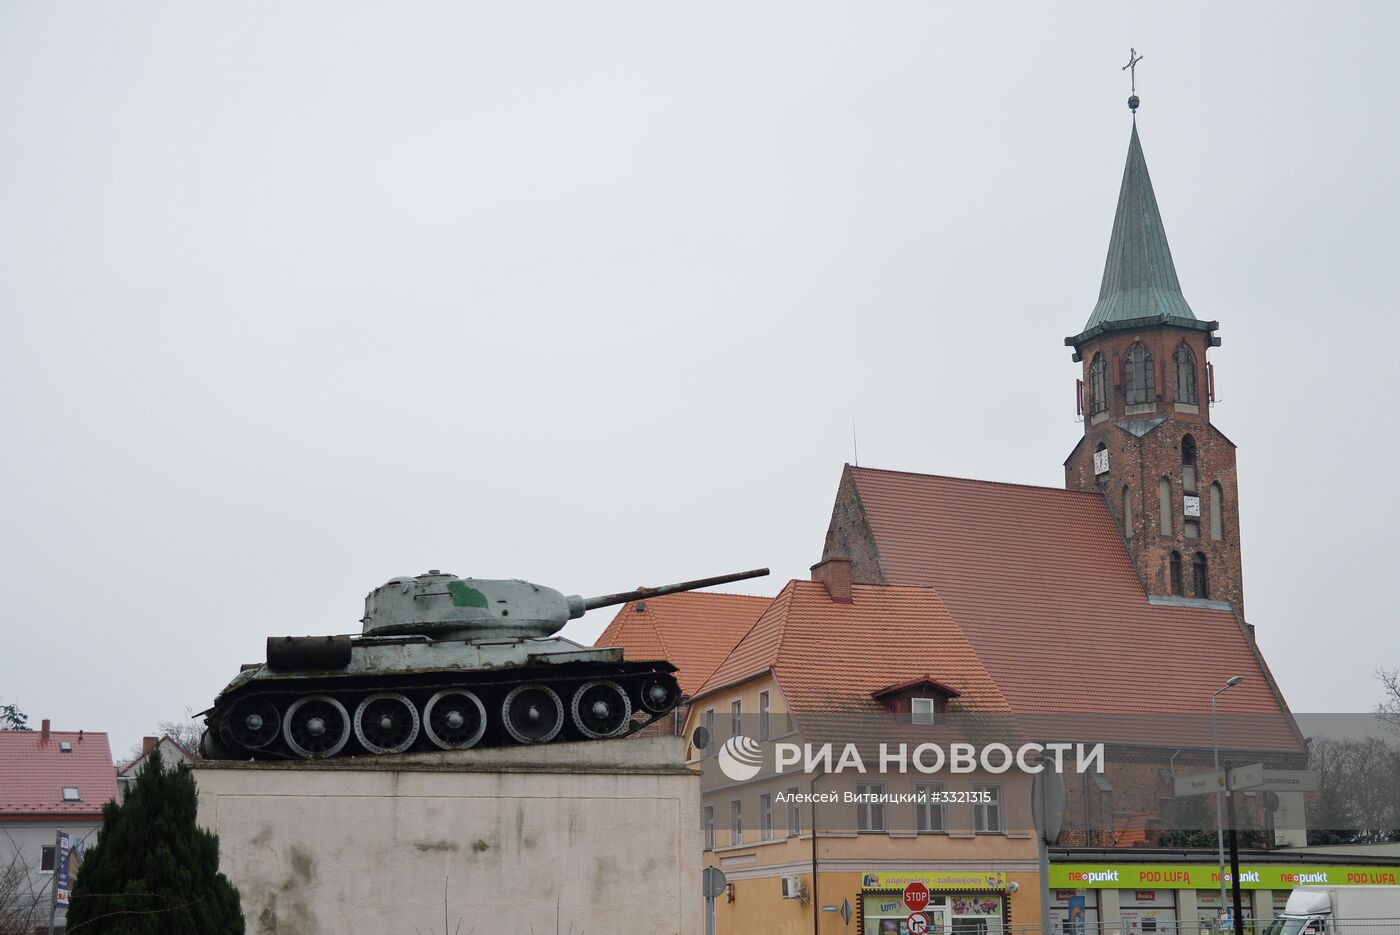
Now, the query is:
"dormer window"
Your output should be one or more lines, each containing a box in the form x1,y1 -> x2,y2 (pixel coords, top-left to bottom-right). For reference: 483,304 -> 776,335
911,697 -> 939,725
871,676 -> 961,722
61,787 -> 80,802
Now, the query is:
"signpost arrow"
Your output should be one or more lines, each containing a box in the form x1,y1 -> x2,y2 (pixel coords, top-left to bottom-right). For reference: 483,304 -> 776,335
1174,770 -> 1223,797
1257,770 -> 1321,792
1229,762 -> 1265,791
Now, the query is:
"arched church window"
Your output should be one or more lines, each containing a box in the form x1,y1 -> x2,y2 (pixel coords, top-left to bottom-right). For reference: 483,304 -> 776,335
1169,551 -> 1183,596
1125,343 -> 1155,406
1158,477 -> 1173,535
1193,552 -> 1209,598
1089,353 -> 1108,414
1174,342 -> 1198,404
1210,482 -> 1224,541
1181,435 -> 1198,494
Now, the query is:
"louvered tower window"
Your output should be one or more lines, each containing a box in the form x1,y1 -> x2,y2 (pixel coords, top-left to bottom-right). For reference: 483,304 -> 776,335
1169,551 -> 1183,596
1193,552 -> 1209,598
1174,342 -> 1198,404
1125,342 -> 1155,405
1089,353 -> 1108,414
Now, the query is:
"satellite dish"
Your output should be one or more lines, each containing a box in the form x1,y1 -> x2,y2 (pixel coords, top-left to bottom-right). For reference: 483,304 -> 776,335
692,725 -> 711,751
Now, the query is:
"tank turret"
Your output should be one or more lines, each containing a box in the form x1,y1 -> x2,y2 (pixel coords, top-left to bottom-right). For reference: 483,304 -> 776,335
201,567 -> 768,760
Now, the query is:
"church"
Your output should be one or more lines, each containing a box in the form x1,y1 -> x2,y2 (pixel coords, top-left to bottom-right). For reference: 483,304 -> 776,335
594,98 -> 1373,935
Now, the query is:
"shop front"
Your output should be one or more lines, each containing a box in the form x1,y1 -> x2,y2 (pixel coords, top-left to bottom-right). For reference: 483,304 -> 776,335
1049,862 -> 1400,935
859,871 -> 1011,935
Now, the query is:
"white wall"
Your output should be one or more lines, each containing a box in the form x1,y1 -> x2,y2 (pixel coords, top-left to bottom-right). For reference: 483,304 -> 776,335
0,819 -> 100,931
195,736 -> 701,935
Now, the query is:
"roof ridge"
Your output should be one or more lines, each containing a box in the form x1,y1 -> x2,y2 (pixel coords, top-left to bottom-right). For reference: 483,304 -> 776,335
849,464 -> 1102,497
642,590 -> 772,601
647,603 -> 674,662
692,581 -> 795,697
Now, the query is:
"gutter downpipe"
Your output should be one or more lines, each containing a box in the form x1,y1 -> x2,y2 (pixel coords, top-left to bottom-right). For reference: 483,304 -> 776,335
811,764 -> 825,935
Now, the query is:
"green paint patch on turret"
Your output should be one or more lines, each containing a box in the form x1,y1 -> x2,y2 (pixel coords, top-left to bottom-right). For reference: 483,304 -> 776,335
446,581 -> 489,608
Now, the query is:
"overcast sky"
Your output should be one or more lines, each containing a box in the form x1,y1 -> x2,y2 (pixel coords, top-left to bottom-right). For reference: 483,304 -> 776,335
2,2 -> 1395,758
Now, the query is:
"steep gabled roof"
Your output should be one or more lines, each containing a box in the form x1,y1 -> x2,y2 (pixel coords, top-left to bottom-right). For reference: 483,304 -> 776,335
696,580 -> 1011,719
595,591 -> 772,695
1067,124 -> 1216,352
0,730 -> 117,819
116,735 -> 196,777
834,465 -> 1301,752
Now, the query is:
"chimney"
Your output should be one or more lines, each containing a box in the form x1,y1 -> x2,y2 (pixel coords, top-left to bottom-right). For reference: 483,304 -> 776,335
142,736 -> 158,756
41,719 -> 50,741
810,558 -> 853,603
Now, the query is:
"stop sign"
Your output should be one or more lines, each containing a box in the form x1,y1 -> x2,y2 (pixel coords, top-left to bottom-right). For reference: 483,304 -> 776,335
903,882 -> 930,912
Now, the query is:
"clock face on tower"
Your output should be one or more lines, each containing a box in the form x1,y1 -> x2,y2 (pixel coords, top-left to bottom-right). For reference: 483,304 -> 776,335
1183,495 -> 1202,518
1093,449 -> 1110,475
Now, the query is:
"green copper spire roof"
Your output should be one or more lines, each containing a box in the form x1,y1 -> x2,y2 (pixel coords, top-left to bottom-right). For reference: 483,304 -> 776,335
1066,124 -> 1216,353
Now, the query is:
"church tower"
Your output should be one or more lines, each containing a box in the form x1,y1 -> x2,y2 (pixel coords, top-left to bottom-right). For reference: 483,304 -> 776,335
1063,106 -> 1246,615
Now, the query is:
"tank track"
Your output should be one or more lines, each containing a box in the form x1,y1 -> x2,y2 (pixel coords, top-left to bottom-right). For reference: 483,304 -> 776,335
202,663 -> 680,760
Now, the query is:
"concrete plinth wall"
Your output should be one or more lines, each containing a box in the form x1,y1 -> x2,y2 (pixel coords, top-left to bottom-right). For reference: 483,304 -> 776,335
195,736 -> 699,935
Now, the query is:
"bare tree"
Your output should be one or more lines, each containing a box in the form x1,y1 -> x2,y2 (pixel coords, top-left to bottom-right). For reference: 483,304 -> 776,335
0,839 -> 48,935
1378,667 -> 1400,733
122,719 -> 205,767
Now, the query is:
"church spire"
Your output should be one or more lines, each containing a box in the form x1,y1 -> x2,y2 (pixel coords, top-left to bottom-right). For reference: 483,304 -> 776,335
1065,121 -> 1217,358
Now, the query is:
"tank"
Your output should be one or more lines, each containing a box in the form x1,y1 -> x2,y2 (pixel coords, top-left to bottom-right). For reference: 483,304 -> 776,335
200,566 -> 769,760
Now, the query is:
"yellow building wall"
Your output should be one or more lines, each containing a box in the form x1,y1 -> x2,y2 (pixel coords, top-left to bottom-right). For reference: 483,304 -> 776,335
691,674 -> 1046,935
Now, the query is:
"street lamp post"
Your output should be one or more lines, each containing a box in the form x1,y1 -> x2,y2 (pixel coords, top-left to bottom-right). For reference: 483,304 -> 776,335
1211,675 -> 1244,922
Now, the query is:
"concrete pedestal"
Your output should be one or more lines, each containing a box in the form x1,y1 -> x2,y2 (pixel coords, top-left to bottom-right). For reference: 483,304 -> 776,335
195,736 -> 700,935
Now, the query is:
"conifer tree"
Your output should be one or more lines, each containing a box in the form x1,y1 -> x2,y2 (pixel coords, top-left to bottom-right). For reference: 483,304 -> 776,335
65,748 -> 244,934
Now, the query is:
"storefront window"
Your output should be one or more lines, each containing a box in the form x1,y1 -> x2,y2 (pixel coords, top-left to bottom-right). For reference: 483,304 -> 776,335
1051,889 -> 1100,935
951,895 -> 1004,935
1197,889 -> 1254,935
1121,889 -> 1177,935
863,894 -> 946,935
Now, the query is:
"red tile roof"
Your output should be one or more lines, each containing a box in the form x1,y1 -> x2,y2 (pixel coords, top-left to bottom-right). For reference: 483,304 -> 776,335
842,466 -> 1301,751
0,730 -> 118,819
595,591 -> 772,695
697,580 -> 1012,720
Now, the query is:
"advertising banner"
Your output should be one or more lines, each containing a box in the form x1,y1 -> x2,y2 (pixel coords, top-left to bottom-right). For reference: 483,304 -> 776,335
862,871 -> 1007,890
1068,895 -> 1086,935
52,831 -> 84,909
1049,864 -> 1400,890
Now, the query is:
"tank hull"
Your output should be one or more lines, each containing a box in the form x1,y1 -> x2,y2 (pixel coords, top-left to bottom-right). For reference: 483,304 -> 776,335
202,635 -> 680,760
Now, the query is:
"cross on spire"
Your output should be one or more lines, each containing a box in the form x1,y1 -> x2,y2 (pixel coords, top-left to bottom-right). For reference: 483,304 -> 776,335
1123,48 -> 1143,114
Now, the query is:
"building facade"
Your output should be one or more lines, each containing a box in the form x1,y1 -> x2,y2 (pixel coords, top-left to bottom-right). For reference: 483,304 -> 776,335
0,722 -> 117,934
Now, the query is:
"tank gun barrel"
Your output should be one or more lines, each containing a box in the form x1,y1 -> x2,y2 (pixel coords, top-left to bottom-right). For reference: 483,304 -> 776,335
577,567 -> 769,614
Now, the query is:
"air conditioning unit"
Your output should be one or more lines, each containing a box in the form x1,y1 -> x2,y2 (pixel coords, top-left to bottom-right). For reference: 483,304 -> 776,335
781,875 -> 803,899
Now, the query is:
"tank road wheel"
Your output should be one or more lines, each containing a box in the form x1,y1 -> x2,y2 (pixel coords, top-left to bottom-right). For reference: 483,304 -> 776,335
422,690 -> 487,750
283,695 -> 351,758
639,676 -> 679,714
501,684 -> 564,744
571,680 -> 632,739
353,693 -> 420,755
226,697 -> 280,751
